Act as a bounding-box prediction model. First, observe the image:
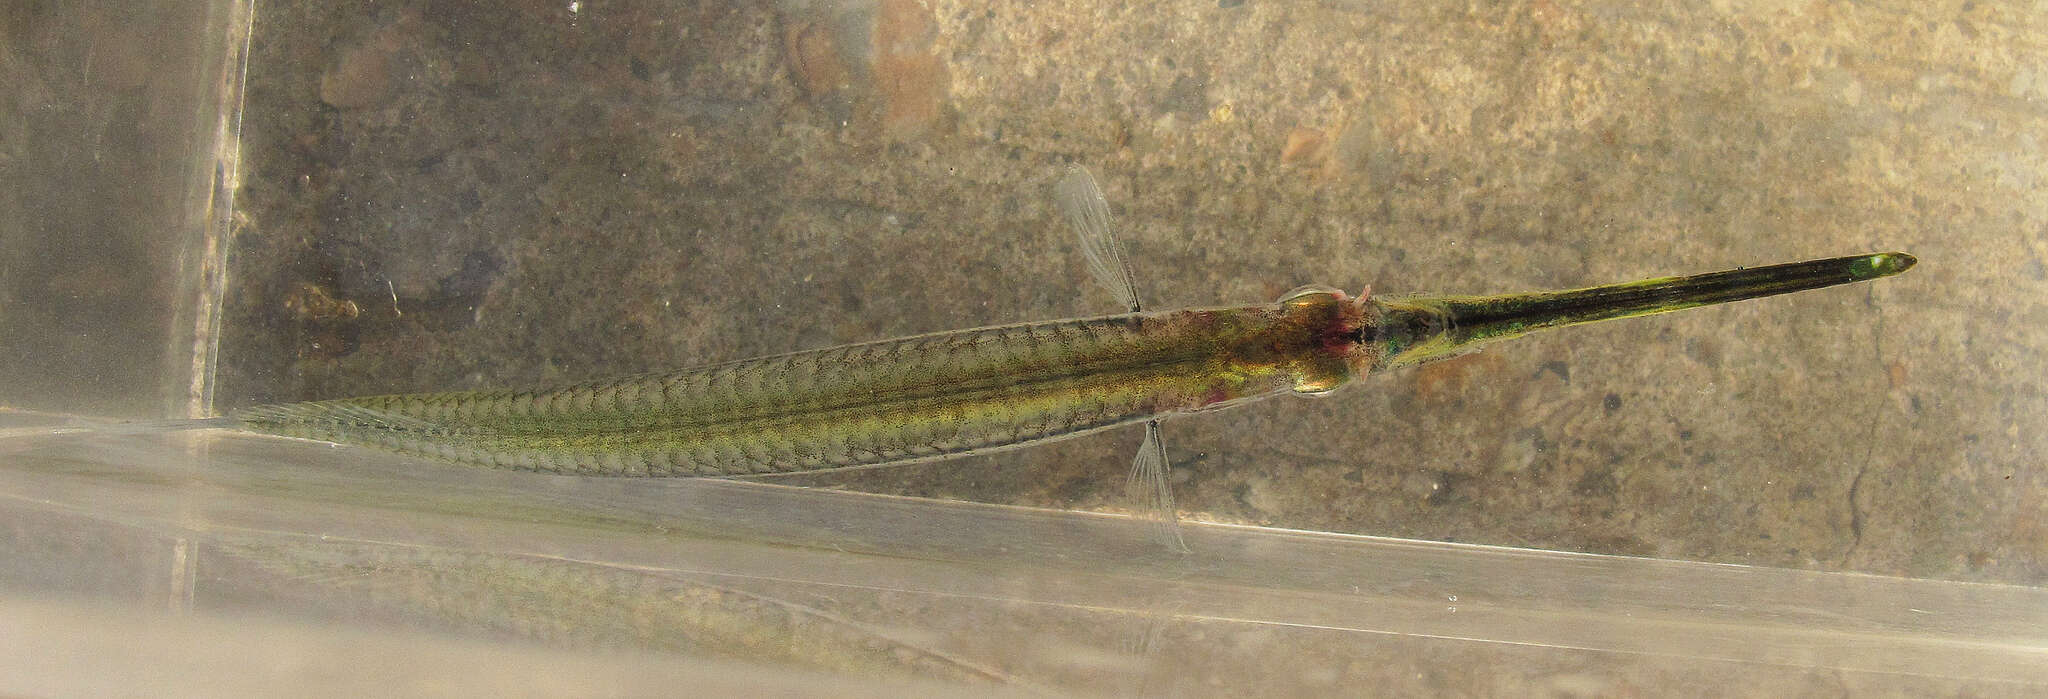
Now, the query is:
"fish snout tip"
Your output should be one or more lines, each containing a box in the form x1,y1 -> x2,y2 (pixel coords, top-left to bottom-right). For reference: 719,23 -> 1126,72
1857,251 -> 1917,279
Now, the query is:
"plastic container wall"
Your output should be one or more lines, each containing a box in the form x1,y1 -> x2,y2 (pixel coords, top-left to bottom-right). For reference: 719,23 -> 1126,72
2,1 -> 2044,696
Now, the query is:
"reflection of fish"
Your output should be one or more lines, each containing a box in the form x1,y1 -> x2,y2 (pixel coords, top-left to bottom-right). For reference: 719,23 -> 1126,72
216,539 -> 1017,685
227,166 -> 1914,487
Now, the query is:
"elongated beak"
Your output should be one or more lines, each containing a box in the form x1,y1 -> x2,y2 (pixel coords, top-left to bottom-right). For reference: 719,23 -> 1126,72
1370,252 -> 1916,368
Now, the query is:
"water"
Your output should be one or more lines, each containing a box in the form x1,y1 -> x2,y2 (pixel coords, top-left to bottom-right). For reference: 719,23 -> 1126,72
4,0 -> 2043,695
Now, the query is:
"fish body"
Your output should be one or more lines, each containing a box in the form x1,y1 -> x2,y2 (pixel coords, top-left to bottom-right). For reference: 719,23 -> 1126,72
235,292 -> 1364,476
233,251 -> 1915,476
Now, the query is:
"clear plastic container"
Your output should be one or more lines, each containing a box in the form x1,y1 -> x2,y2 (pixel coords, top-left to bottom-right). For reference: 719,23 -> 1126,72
3,1 -> 2042,696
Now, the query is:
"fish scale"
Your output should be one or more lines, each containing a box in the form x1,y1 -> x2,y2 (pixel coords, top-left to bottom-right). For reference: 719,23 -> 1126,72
235,312 -> 1249,475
